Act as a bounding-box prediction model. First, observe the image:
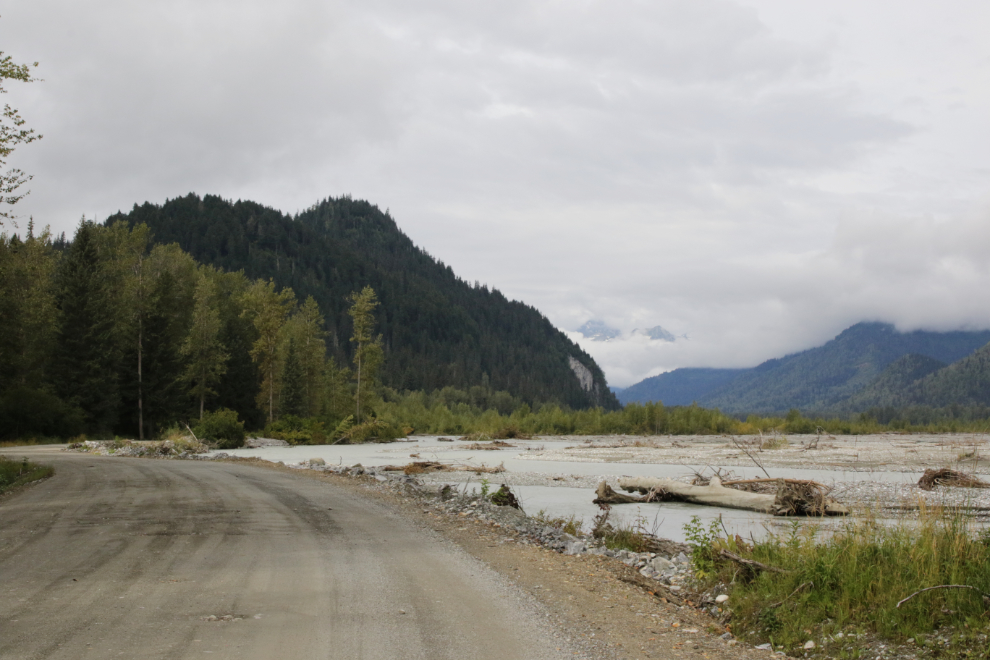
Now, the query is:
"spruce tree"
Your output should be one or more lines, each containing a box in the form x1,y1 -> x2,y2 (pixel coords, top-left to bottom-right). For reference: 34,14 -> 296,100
52,221 -> 121,434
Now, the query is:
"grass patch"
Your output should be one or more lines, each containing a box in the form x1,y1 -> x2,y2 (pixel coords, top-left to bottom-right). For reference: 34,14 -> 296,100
534,510 -> 583,536
0,437 -> 65,448
592,504 -> 666,553
688,506 -> 990,657
0,456 -> 55,494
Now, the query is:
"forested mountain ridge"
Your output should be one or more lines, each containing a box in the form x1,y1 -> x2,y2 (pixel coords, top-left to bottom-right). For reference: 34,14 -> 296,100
617,368 -> 743,406
106,193 -> 617,411
839,343 -> 990,411
619,323 -> 990,413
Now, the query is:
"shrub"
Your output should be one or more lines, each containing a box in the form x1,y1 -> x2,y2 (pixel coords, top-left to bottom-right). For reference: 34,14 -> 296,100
193,409 -> 245,449
0,387 -> 84,439
265,415 -> 330,445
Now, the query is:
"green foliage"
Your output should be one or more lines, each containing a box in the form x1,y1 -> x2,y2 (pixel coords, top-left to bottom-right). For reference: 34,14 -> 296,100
695,508 -> 990,655
52,221 -> 122,435
280,338 -> 305,417
265,415 -> 327,445
243,278 -> 296,423
0,44 -> 42,222
180,271 -> 229,418
193,408 -> 245,449
0,456 -> 54,494
347,286 -> 382,422
684,515 -> 725,577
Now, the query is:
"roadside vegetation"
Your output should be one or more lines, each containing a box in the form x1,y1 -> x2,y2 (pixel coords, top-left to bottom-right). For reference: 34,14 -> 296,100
685,508 -> 990,658
0,456 -> 54,494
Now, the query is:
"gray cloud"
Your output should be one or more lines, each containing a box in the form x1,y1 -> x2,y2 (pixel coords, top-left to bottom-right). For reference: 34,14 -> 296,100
3,0 -> 987,387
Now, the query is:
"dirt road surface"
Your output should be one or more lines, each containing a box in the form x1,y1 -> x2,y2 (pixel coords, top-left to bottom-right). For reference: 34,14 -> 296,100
0,447 -> 580,660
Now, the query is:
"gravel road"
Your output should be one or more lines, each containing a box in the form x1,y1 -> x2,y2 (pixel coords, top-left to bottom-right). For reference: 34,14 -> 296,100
0,447 -> 581,660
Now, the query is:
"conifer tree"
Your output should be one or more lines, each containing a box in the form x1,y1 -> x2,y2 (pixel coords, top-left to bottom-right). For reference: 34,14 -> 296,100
243,279 -> 296,423
181,272 -> 229,419
52,221 -> 121,434
140,270 -> 185,436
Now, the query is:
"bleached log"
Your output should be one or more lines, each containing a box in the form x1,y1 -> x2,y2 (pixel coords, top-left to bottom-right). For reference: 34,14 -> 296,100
617,476 -> 849,516
619,476 -> 776,512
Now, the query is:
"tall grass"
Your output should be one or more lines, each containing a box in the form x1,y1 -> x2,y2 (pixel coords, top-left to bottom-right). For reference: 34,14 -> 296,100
689,506 -> 990,654
0,456 -> 55,494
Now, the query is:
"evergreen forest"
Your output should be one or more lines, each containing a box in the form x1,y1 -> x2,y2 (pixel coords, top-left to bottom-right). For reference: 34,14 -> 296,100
0,195 -> 617,441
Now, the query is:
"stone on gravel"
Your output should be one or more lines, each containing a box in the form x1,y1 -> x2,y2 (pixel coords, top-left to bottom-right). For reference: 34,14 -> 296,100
715,594 -> 729,604
309,458 -> 326,466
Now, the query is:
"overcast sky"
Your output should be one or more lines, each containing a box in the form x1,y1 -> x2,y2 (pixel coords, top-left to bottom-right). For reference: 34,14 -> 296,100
3,0 -> 989,387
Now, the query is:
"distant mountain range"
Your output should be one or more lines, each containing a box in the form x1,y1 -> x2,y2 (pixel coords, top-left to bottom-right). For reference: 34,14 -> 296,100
618,322 -> 990,413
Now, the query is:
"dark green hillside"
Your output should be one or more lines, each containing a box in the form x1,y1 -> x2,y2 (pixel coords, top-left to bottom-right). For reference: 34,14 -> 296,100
106,194 -> 617,410
617,368 -> 743,406
837,354 -> 946,411
909,342 -> 990,407
698,323 -> 990,413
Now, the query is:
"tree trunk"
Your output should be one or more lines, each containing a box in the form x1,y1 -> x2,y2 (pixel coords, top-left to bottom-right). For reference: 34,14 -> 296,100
615,476 -> 849,516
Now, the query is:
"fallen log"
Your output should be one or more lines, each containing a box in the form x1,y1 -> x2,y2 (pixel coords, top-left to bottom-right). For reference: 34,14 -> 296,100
593,481 -> 665,504
719,549 -> 787,574
616,476 -> 848,516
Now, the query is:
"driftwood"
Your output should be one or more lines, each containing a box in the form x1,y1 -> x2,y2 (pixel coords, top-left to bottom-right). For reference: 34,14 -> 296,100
381,461 -> 506,475
719,549 -> 787,574
616,476 -> 848,516
594,481 -> 666,504
918,468 -> 990,491
896,584 -> 990,608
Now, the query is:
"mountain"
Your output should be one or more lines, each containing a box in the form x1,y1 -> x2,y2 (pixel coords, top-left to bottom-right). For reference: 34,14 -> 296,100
106,194 -> 618,410
578,320 -> 621,342
837,354 -> 947,410
699,323 -> 990,413
619,322 -> 990,412
842,344 -> 990,411
618,368 -> 743,406
632,325 -> 677,342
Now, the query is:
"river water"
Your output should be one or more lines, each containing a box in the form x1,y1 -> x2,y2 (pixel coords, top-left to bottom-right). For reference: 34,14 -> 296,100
213,436 -> 932,543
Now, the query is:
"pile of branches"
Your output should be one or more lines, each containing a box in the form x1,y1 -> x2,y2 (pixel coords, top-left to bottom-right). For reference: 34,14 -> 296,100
772,480 -> 836,516
918,468 -> 990,491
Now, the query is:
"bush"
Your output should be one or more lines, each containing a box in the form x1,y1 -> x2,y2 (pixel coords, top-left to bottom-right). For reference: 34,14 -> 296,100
193,409 -> 245,449
0,387 -> 84,439
265,415 -> 329,445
